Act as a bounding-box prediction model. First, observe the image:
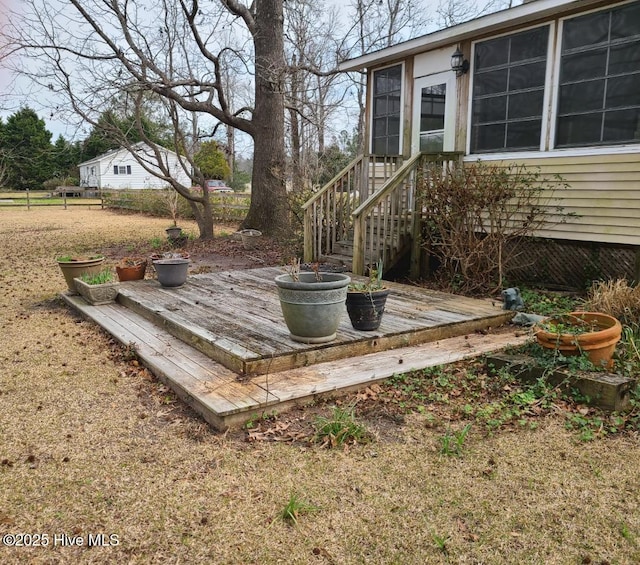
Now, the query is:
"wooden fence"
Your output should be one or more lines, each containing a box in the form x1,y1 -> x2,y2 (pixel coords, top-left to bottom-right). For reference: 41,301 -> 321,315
0,189 -> 104,210
0,189 -> 250,223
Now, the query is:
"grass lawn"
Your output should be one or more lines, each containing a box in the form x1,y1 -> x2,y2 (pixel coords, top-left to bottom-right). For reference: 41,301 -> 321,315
1,208 -> 639,564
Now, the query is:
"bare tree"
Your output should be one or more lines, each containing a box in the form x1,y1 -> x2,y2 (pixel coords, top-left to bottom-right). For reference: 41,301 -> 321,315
1,0 -> 290,237
436,0 -> 521,27
342,0 -> 432,153
283,0 -> 347,192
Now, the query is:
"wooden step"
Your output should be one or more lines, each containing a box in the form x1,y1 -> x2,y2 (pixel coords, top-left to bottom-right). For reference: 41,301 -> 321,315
73,267 -> 515,379
61,291 -> 529,430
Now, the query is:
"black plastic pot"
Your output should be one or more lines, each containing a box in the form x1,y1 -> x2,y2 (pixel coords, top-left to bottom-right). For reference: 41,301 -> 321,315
345,288 -> 390,331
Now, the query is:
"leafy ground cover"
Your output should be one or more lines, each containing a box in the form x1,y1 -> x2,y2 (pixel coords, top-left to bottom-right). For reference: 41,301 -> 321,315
1,208 -> 639,564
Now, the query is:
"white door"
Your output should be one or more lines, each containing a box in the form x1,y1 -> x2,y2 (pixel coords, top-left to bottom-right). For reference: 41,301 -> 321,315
412,72 -> 456,154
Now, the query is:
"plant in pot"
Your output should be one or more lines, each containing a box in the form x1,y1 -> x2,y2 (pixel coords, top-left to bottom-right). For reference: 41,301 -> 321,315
163,188 -> 184,241
116,257 -> 147,281
56,254 -> 106,292
534,311 -> 622,370
74,269 -> 119,305
274,259 -> 351,343
345,259 -> 390,331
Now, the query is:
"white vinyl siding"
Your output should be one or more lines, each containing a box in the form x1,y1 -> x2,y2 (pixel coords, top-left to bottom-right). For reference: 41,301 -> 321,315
78,144 -> 191,189
466,152 -> 640,245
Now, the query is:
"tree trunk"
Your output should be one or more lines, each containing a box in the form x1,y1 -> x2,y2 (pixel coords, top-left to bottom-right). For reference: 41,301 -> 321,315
189,196 -> 215,240
242,0 -> 290,237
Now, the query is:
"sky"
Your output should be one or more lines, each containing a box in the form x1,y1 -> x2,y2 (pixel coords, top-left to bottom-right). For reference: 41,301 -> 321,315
0,0 -> 518,144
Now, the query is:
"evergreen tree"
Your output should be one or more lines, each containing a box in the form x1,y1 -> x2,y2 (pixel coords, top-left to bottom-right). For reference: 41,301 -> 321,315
52,135 -> 81,180
2,107 -> 53,190
193,141 -> 231,181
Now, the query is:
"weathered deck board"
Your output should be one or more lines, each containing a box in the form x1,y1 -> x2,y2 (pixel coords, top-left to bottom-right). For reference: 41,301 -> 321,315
61,267 -> 526,429
116,267 -> 513,376
251,331 -> 531,402
63,291 -> 529,429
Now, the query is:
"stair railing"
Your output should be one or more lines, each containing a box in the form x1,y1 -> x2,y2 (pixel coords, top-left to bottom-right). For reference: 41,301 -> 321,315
302,155 -> 402,263
351,152 -> 463,275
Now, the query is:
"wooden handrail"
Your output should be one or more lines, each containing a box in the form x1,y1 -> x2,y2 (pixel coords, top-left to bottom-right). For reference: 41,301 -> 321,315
301,155 -> 365,212
351,152 -> 463,275
302,154 -> 402,263
351,153 -> 422,218
302,151 -> 462,272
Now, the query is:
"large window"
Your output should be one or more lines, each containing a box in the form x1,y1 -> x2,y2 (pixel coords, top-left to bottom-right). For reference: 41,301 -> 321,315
372,65 -> 402,155
471,26 -> 549,153
556,1 -> 640,148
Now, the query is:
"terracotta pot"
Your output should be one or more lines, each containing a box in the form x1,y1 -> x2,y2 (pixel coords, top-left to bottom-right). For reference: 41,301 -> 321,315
535,311 -> 622,370
116,259 -> 147,281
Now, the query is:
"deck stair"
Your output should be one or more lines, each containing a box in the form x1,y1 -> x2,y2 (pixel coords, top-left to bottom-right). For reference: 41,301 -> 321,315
303,152 -> 462,275
62,267 -> 525,430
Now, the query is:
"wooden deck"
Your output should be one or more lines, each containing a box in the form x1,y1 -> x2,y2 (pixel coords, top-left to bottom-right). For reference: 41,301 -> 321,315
62,267 -> 528,429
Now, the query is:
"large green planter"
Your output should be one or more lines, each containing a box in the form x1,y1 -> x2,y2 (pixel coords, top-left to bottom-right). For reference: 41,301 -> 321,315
275,272 -> 351,343
56,256 -> 105,292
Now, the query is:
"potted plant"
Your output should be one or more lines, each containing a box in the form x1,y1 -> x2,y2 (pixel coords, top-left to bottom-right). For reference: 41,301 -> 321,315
74,269 -> 119,305
152,255 -> 190,287
163,188 -> 184,240
115,257 -> 147,281
56,254 -> 106,292
534,311 -> 622,370
274,260 -> 351,343
345,259 -> 390,331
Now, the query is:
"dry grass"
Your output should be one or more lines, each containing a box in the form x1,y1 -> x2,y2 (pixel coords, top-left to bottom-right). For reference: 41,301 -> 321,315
585,279 -> 640,326
1,208 -> 640,564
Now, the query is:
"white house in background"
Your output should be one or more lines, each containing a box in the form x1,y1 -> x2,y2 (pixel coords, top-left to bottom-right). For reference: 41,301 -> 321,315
78,142 -> 192,190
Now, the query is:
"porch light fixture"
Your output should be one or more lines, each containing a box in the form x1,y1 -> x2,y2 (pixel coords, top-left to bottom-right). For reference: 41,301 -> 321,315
451,47 -> 469,77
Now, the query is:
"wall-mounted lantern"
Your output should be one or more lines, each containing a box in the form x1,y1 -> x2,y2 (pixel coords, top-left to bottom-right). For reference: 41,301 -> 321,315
451,47 -> 469,77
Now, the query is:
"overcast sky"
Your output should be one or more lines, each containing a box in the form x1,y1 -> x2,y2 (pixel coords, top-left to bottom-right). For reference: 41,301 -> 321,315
0,0 -> 518,143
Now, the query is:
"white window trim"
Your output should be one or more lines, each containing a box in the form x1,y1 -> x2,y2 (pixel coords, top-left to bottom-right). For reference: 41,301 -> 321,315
466,21 -> 555,156
466,0 -> 640,157
463,143 -> 640,163
369,61 -> 405,155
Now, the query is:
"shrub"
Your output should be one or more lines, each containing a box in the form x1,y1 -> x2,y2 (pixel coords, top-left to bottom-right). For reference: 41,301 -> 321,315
418,161 -> 571,295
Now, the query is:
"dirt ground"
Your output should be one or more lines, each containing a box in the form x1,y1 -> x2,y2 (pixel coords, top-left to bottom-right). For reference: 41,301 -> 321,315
1,207 -> 640,564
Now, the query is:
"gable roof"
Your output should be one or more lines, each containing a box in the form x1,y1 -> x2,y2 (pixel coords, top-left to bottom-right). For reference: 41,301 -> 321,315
339,0 -> 608,71
78,141 -> 177,168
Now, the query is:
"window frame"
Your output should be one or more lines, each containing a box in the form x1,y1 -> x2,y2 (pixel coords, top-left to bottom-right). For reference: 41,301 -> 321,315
465,0 -> 640,160
467,22 -> 555,155
370,62 -> 404,156
550,0 -> 640,150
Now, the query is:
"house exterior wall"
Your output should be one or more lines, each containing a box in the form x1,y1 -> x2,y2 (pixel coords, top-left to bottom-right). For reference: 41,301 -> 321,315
480,152 -> 640,246
79,146 -> 192,190
391,0 -> 640,248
